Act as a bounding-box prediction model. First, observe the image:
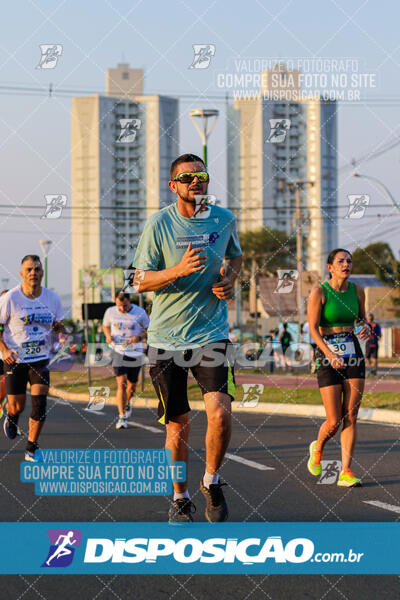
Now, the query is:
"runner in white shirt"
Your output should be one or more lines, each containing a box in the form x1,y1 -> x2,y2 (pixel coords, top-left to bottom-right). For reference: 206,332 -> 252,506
0,255 -> 64,462
102,290 -> 149,429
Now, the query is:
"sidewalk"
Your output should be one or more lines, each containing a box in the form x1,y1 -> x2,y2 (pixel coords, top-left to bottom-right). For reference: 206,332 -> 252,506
49,386 -> 400,426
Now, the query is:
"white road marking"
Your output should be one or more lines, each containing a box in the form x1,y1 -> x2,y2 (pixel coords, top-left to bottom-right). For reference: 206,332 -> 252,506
126,422 -> 274,470
225,452 -> 275,471
49,397 -> 69,405
127,420 -> 163,434
364,500 -> 400,514
358,420 -> 400,429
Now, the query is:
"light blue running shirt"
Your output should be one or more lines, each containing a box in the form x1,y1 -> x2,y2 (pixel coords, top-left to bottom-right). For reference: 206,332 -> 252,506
133,202 -> 242,350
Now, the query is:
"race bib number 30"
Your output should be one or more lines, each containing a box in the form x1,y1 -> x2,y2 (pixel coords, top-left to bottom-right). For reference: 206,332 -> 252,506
325,334 -> 356,357
20,340 -> 46,360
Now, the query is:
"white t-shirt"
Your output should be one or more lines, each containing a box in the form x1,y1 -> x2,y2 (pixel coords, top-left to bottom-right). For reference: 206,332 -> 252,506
103,304 -> 149,357
0,286 -> 64,363
302,321 -> 316,345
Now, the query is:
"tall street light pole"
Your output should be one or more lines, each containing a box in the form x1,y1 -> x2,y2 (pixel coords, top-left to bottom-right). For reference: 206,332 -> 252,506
352,173 -> 400,214
39,240 -> 52,287
189,109 -> 219,168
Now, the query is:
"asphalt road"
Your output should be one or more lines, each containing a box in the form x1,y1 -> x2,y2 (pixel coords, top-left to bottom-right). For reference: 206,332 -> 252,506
0,397 -> 399,599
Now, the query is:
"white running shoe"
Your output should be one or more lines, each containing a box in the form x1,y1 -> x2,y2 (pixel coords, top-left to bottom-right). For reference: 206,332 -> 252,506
125,404 -> 132,419
116,416 -> 128,430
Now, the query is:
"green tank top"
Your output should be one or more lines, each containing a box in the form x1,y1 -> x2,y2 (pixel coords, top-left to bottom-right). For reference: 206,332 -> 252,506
319,281 -> 359,327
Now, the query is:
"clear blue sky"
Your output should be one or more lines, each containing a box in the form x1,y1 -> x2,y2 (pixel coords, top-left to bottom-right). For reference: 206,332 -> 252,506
0,0 -> 399,313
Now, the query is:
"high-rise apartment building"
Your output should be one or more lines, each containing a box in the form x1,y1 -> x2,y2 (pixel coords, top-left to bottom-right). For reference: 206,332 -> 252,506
227,66 -> 338,276
71,64 -> 179,317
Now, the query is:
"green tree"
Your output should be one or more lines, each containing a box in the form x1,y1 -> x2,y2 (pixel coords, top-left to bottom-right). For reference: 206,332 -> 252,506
352,242 -> 400,317
62,318 -> 79,333
352,242 -> 399,286
239,227 -> 298,278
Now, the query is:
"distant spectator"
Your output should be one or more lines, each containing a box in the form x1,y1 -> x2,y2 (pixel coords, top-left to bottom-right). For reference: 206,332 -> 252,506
302,321 -> 318,372
81,342 -> 87,364
365,313 -> 381,376
228,327 -> 238,343
278,323 -> 293,373
271,328 -> 282,371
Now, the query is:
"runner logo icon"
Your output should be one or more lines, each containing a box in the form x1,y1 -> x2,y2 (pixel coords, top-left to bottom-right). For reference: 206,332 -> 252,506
42,529 -> 82,567
42,194 -> 67,219
36,45 -> 63,69
117,119 -> 142,143
274,270 -> 298,294
239,384 -> 264,408
267,119 -> 291,143
189,44 -> 216,69
345,194 -> 370,219
86,387 -> 110,413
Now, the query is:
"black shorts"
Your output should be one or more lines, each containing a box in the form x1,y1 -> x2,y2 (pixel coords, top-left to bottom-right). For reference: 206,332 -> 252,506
5,359 -> 50,395
112,353 -> 143,383
315,333 -> 365,388
366,346 -> 378,359
0,360 -> 3,376
148,339 -> 235,424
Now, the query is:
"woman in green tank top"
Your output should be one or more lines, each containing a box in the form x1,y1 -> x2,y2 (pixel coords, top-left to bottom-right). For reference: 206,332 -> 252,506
306,248 -> 371,488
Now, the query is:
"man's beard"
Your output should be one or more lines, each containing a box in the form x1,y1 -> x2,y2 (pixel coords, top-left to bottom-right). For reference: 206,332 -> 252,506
179,190 -> 196,203
179,188 -> 206,203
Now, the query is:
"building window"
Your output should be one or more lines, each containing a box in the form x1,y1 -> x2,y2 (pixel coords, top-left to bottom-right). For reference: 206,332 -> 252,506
122,72 -> 129,80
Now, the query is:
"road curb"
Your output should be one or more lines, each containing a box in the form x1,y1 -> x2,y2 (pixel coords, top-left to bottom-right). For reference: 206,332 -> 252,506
49,387 -> 400,425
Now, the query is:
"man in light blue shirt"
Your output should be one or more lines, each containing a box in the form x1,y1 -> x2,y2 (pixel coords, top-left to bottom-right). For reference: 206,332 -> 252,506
133,153 -> 242,524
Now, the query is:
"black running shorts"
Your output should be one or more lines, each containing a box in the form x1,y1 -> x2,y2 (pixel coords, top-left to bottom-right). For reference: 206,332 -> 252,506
366,345 -> 378,359
5,359 -> 50,395
0,360 -> 3,376
112,352 -> 144,382
315,333 -> 365,388
148,339 -> 235,424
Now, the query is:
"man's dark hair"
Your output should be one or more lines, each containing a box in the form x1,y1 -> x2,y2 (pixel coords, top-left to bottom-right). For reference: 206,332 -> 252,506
170,153 -> 205,180
21,255 -> 42,265
115,289 -> 130,301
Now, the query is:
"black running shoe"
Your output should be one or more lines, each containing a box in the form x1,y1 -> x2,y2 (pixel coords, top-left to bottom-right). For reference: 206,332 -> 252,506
200,479 -> 228,522
168,498 -> 196,524
3,415 -> 18,440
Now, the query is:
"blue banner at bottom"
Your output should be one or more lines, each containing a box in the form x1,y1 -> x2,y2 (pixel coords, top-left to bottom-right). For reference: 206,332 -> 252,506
0,522 -> 398,574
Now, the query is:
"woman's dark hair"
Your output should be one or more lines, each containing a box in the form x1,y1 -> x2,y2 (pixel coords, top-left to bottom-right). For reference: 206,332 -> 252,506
326,248 -> 352,279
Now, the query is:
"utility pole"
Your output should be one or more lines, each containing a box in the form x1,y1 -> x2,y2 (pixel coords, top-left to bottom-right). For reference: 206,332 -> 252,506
278,180 -> 314,341
250,258 -> 258,342
83,286 -> 92,389
138,291 -> 145,394
295,185 -> 303,342
39,240 -> 52,287
235,279 -> 242,329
